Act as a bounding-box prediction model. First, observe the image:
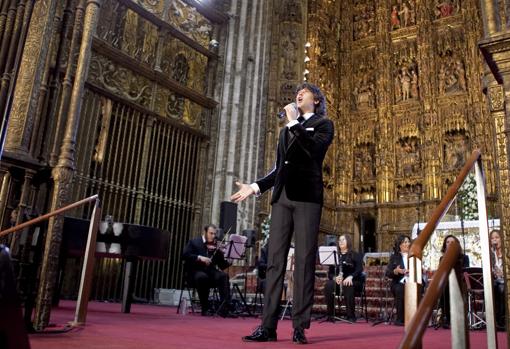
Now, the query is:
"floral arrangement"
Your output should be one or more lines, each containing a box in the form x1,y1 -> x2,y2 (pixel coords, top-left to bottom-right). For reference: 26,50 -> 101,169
457,172 -> 478,220
260,215 -> 271,246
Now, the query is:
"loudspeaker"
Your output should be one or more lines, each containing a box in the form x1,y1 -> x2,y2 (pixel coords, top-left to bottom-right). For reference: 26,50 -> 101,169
219,201 -> 237,235
325,234 -> 337,246
242,229 -> 257,248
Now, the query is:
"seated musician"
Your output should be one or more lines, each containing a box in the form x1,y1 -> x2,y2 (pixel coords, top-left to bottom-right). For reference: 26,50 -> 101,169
438,234 -> 469,328
385,235 -> 411,326
323,234 -> 363,322
182,224 -> 231,316
490,229 -> 506,330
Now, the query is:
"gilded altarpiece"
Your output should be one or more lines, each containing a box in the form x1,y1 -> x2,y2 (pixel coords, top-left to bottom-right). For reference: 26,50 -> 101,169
305,0 -> 499,252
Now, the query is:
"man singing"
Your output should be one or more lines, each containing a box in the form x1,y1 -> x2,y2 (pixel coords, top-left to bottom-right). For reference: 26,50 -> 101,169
182,224 -> 231,317
231,83 -> 334,344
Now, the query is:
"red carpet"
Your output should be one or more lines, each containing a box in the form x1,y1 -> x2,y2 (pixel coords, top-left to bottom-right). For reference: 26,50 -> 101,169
29,301 -> 507,349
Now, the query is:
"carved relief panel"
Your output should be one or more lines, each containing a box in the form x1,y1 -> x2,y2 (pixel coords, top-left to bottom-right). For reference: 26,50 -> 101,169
353,0 -> 376,41
353,143 -> 376,181
352,50 -> 377,110
392,41 -> 419,103
167,0 -> 213,47
435,29 -> 467,94
390,0 -> 417,31
432,0 -> 460,20
396,137 -> 421,177
443,132 -> 469,171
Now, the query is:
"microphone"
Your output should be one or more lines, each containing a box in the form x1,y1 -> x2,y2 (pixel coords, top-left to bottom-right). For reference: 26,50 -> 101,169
277,102 -> 297,119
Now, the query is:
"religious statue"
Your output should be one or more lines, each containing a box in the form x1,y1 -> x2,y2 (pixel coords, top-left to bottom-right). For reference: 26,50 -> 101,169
411,70 -> 419,98
400,67 -> 411,101
435,0 -> 456,19
391,5 -> 400,30
455,60 -> 466,91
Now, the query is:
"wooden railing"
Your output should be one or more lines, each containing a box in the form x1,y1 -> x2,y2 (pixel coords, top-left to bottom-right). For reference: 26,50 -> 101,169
0,194 -> 101,327
399,150 -> 498,349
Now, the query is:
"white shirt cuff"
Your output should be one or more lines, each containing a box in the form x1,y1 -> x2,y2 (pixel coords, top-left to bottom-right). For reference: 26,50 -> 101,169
286,120 -> 299,128
250,183 -> 261,196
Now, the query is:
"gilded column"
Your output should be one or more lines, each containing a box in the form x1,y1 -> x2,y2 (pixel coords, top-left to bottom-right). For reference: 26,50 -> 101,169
34,0 -> 103,330
374,1 -> 393,204
4,0 -> 58,154
416,0 -> 440,202
0,167 -> 10,229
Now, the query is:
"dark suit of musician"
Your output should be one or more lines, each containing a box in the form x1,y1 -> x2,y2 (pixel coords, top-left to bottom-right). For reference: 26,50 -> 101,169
182,226 -> 230,315
234,84 -> 334,339
385,235 -> 411,325
323,250 -> 363,321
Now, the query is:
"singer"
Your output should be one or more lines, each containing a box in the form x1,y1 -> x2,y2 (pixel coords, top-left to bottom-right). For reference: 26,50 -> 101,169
231,82 -> 334,344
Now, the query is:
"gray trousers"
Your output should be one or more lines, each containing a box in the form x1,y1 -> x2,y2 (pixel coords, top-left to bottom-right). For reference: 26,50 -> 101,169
261,188 -> 321,330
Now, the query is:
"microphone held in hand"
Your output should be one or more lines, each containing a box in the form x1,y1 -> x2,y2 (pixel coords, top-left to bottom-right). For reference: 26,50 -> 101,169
277,102 -> 297,119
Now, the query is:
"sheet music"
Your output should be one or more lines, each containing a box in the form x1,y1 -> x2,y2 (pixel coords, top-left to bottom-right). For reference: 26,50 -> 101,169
318,246 -> 338,265
223,234 -> 247,259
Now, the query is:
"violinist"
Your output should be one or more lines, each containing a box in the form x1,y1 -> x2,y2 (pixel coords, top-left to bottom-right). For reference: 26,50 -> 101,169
182,224 -> 232,316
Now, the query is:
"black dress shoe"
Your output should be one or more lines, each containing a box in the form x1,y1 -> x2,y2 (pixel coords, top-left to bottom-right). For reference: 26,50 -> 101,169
242,326 -> 277,342
292,328 -> 308,344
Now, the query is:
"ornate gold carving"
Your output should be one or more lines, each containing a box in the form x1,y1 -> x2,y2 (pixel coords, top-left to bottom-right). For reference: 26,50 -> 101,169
5,0 -> 58,153
352,50 -> 377,110
488,84 -> 505,112
433,0 -> 460,19
89,52 -> 152,106
392,41 -> 419,103
436,28 -> 467,94
353,0 -> 375,41
396,138 -> 421,177
390,0 -> 416,30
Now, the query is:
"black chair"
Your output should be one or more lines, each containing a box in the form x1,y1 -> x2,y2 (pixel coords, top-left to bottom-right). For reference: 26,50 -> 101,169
355,272 -> 368,322
176,269 -> 221,315
463,267 -> 485,329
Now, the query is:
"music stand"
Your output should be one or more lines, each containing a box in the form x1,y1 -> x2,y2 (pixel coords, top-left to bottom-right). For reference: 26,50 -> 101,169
318,246 -> 351,324
217,234 -> 253,317
280,247 -> 295,320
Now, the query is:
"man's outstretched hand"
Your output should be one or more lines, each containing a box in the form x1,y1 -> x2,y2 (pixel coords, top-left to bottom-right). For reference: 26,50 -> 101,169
231,181 -> 255,203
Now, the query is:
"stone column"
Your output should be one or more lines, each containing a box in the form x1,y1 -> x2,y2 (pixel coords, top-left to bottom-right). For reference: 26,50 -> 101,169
208,0 -> 274,231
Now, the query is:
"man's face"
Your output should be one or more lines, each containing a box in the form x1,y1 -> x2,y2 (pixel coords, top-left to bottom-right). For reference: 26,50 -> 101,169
205,227 -> 216,243
296,88 -> 317,113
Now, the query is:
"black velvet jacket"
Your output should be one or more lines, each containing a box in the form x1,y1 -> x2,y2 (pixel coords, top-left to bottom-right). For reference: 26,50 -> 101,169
182,237 -> 230,274
256,114 -> 334,205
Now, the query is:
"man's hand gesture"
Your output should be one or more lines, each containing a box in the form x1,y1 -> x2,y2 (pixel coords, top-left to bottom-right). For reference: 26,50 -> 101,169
230,182 -> 255,203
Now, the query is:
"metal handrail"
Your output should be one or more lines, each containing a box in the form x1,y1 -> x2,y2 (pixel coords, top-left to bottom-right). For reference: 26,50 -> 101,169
0,194 -> 101,327
399,241 -> 467,348
0,194 -> 98,237
408,150 -> 481,260
402,149 -> 497,349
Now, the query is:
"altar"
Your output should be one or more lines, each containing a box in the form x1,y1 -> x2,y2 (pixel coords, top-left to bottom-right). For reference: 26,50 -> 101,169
411,219 -> 500,271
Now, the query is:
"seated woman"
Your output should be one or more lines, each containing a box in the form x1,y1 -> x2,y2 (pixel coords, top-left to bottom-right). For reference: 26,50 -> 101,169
490,229 -> 506,330
385,235 -> 411,326
323,234 -> 363,322
438,234 -> 469,327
